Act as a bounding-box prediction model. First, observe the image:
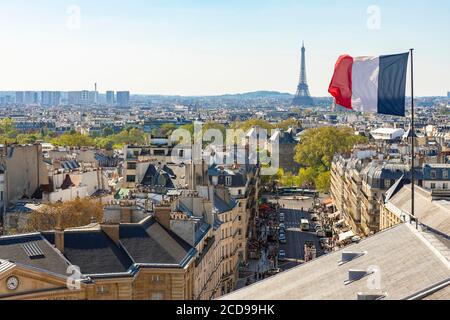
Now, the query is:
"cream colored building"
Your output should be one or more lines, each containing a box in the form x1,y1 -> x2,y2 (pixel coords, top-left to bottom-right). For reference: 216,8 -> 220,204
331,154 -> 410,236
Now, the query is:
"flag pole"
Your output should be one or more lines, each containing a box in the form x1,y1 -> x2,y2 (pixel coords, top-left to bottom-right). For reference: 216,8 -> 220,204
410,48 -> 415,218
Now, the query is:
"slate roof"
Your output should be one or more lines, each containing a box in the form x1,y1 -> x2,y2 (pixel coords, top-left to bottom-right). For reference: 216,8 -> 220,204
43,231 -> 133,276
141,164 -> 175,189
1,217 -> 197,278
385,184 -> 450,236
0,233 -> 70,276
119,217 -> 195,267
222,224 -> 450,300
213,194 -> 236,214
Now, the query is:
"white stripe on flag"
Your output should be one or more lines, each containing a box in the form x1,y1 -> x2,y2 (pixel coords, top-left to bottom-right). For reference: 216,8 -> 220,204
351,56 -> 379,113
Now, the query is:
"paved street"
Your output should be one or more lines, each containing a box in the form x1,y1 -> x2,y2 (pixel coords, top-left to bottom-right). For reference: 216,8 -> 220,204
273,197 -> 326,270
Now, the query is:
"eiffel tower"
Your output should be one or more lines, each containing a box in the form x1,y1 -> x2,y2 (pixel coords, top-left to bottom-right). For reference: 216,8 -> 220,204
292,42 -> 314,107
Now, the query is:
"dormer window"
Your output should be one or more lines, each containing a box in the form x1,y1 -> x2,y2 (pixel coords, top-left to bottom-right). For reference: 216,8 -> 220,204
430,170 -> 437,179
443,171 -> 448,179
226,176 -> 232,187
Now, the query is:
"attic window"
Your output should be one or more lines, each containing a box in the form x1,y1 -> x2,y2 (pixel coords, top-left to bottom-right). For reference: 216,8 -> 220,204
226,176 -> 232,187
345,269 -> 374,285
21,243 -> 45,259
339,252 -> 366,266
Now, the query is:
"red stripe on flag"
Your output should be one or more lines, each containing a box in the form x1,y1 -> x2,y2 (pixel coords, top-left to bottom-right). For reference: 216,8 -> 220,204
328,55 -> 354,110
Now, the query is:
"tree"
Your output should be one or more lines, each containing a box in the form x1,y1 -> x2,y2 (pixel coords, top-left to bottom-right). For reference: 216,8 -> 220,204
25,199 -> 104,232
160,123 -> 178,136
276,118 -> 302,130
0,118 -> 17,140
231,119 -> 274,132
290,126 -> 367,192
51,133 -> 95,148
315,171 -> 331,193
294,126 -> 367,171
26,199 -> 103,232
297,167 -> 318,188
102,127 -> 114,137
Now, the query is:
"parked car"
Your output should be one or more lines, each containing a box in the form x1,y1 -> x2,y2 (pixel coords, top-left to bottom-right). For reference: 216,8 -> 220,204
279,233 -> 287,244
314,224 -> 323,231
278,250 -> 287,261
300,219 -> 310,232
279,213 -> 285,223
352,236 -> 362,243
279,223 -> 286,230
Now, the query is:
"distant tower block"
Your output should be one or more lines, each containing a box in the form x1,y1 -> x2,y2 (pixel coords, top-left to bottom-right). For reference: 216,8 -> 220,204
292,42 -> 314,107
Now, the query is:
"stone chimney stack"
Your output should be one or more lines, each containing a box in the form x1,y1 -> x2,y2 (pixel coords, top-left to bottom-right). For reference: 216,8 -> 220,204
101,223 -> 120,245
120,206 -> 132,223
154,205 -> 172,230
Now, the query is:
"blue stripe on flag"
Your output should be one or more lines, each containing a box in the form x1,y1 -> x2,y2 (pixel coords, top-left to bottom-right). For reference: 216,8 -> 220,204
377,53 -> 409,117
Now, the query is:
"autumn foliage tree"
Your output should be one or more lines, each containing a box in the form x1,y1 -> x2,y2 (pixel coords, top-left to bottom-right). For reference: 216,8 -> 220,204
25,199 -> 104,232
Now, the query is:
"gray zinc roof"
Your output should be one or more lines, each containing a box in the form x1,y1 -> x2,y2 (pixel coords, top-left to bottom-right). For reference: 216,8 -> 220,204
221,224 -> 450,300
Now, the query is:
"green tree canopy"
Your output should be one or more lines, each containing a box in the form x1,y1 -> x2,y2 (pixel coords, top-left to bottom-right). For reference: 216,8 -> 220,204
276,118 -> 302,130
231,119 -> 274,132
294,126 -> 367,171
51,133 -> 95,148
159,123 -> 178,136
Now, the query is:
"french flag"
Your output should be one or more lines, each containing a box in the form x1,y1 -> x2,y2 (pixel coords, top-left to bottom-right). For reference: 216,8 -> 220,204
328,53 -> 409,117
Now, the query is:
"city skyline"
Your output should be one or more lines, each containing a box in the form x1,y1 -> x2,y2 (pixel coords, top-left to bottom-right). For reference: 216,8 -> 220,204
0,1 -> 449,97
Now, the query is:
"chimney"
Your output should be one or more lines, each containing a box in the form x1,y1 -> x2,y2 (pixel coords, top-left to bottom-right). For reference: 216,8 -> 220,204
101,223 -> 120,245
154,205 -> 171,230
55,227 -> 65,254
120,207 -> 132,223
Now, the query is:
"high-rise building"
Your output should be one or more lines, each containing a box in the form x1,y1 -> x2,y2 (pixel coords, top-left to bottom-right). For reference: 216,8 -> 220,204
116,91 -> 130,108
15,91 -> 24,104
68,90 -> 97,106
41,91 -> 61,107
24,91 -> 38,105
106,91 -> 115,106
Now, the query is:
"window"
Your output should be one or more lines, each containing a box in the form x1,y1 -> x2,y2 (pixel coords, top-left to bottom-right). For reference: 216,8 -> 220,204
127,162 -> 137,170
126,175 -> 136,183
238,189 -> 242,196
431,183 -> 436,190
226,176 -> 232,187
384,180 -> 391,189
430,170 -> 437,179
444,171 -> 449,179
443,183 -> 448,190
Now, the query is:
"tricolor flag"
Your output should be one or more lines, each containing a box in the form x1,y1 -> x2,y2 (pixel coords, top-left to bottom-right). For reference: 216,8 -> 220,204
328,53 -> 409,117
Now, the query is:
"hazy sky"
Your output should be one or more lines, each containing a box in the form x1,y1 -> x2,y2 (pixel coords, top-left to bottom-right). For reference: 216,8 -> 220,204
0,0 -> 449,96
